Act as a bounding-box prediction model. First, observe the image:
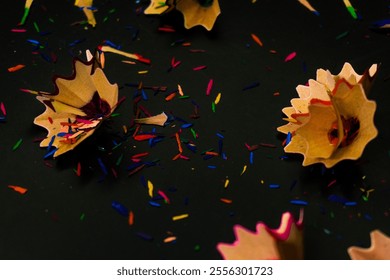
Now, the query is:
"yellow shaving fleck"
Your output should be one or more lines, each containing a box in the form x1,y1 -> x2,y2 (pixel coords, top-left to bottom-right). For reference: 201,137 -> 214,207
214,93 -> 221,104
172,214 -> 189,221
147,180 -> 153,197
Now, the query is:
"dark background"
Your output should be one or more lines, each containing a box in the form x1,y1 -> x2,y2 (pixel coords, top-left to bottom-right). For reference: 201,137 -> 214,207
1,0 -> 390,260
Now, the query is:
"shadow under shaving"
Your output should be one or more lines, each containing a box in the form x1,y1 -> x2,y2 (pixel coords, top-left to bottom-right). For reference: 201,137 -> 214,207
154,9 -> 220,40
299,160 -> 364,200
54,120 -> 130,183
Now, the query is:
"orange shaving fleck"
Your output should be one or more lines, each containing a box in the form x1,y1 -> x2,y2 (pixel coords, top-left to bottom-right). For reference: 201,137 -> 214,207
100,52 -> 105,69
8,64 -> 25,72
205,151 -> 219,156
128,210 -> 134,226
220,198 -> 233,204
251,33 -> 263,47
175,133 -> 183,154
8,185 -> 28,194
164,236 -> 177,243
165,92 -> 176,101
172,153 -> 181,161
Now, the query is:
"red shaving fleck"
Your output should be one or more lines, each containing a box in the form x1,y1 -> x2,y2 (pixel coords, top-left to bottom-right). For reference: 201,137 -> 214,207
111,167 -> 118,178
285,52 -> 297,62
327,179 -> 337,188
132,152 -> 149,159
179,154 -> 190,160
158,190 -> 171,204
133,134 -> 157,141
206,79 -> 213,96
1,102 -> 6,116
128,164 -> 146,176
76,162 -> 81,176
193,65 -> 207,71
158,26 -> 176,32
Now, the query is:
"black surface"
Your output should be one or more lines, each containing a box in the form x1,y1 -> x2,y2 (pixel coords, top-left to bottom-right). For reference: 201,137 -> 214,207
1,0 -> 390,260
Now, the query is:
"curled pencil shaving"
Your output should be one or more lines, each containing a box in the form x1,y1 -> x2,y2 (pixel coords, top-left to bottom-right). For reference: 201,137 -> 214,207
277,63 -> 378,168
348,230 -> 390,260
217,211 -> 304,260
145,0 -> 221,31
31,52 -> 118,157
176,0 -> 221,31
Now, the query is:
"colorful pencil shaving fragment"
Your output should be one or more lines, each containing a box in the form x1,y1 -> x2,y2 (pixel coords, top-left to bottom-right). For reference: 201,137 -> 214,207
172,214 -> 189,221
206,79 -> 213,96
8,185 -> 28,194
19,0 -> 34,25
285,52 -> 297,62
8,64 -> 25,72
0,102 -> 6,122
297,0 -> 319,16
342,0 -> 357,19
250,33 -> 263,47
99,45 -> 151,64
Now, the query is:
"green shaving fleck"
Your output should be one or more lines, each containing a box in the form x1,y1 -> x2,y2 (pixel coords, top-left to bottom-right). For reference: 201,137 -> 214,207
12,138 -> 23,151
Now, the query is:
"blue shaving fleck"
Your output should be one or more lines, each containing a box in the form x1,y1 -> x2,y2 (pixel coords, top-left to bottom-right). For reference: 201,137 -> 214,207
286,132 -> 292,145
140,175 -> 147,188
181,123 -> 193,129
149,201 -> 161,207
249,152 -> 254,164
97,157 -> 108,176
46,135 -> 55,151
111,201 -> 129,216
290,199 -> 308,206
242,82 -> 260,91
216,133 -> 224,139
44,147 -> 58,159
344,201 -> 357,206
